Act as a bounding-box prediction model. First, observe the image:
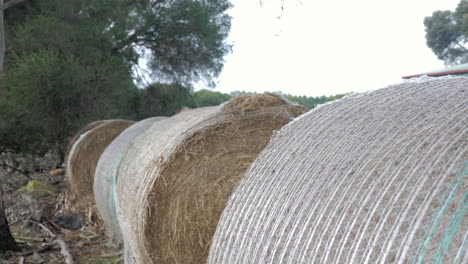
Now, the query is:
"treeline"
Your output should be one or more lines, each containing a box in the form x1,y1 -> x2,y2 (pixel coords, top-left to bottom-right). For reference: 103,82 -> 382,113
136,84 -> 232,119
0,78 -> 348,156
284,93 -> 350,109
0,81 -> 226,155
136,85 -> 350,119
228,90 -> 350,109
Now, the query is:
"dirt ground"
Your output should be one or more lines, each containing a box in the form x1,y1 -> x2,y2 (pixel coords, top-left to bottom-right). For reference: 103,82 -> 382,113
0,169 -> 121,264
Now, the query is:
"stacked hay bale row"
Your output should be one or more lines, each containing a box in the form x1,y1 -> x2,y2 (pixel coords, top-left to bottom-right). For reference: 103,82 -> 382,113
66,93 -> 307,263
208,77 -> 468,263
67,78 -> 467,264
114,94 -> 307,263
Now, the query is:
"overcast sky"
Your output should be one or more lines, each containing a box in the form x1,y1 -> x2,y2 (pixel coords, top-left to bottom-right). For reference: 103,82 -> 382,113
210,0 -> 461,96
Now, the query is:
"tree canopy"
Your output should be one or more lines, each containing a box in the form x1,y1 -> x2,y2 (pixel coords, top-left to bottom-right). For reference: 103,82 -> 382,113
0,0 -> 232,154
424,0 -> 468,65
0,0 -> 350,157
136,83 -> 191,119
0,49 -> 138,153
189,89 -> 231,108
5,0 -> 232,84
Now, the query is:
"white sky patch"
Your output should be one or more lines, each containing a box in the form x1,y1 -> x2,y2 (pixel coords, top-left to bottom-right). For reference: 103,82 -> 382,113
208,0 -> 461,96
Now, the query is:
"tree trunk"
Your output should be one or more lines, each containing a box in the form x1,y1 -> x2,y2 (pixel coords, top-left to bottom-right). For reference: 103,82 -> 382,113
0,184 -> 17,253
0,0 -> 5,73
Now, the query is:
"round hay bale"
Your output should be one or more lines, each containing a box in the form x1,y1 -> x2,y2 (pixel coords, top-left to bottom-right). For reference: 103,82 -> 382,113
115,94 -> 308,263
65,120 -> 110,159
208,77 -> 468,264
94,117 -> 167,243
65,120 -> 134,210
222,93 -> 290,112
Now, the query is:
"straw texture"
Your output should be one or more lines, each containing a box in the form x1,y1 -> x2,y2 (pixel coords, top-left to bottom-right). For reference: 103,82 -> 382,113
65,120 -> 109,158
65,120 -> 134,210
208,77 -> 468,264
115,94 -> 308,264
94,117 -> 167,242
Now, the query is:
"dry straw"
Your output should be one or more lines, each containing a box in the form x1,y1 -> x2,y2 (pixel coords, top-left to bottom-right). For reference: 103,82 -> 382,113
65,120 -> 109,158
115,93 -> 308,264
94,117 -> 167,243
208,77 -> 468,264
65,120 -> 134,211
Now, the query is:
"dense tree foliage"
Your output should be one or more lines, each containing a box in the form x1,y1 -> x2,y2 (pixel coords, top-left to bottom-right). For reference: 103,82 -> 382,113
189,89 -> 231,107
424,0 -> 468,65
0,50 -> 138,154
5,0 -> 232,83
137,83 -> 191,119
284,93 -> 349,109
137,88 -> 350,121
0,0 -> 232,154
0,0 -> 348,156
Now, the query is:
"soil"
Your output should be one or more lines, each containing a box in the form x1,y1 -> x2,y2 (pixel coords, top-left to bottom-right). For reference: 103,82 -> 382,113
0,169 -> 121,264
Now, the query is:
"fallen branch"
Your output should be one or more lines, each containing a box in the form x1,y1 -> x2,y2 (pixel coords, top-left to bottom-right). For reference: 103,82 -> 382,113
45,216 -> 72,234
36,222 -> 56,239
99,250 -> 123,258
83,233 -> 101,241
15,236 -> 43,242
54,237 -> 74,264
19,220 -> 74,263
12,237 -> 74,264
36,222 -> 74,264
0,163 -> 31,180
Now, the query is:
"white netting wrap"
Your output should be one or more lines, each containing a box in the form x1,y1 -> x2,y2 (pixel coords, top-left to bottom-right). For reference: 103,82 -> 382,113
208,77 -> 468,264
116,107 -> 220,264
94,117 -> 167,243
65,120 -> 134,210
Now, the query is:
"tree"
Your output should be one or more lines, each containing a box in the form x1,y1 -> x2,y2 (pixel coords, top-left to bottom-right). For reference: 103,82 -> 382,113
0,0 -> 232,153
0,50 -> 139,154
5,0 -> 232,86
424,0 -> 468,65
137,83 -> 192,119
189,89 -> 231,107
126,0 -> 233,86
0,2 -> 26,252
0,184 -> 17,253
284,93 -> 350,109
